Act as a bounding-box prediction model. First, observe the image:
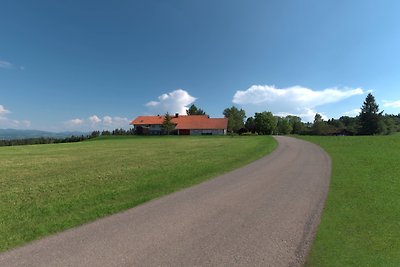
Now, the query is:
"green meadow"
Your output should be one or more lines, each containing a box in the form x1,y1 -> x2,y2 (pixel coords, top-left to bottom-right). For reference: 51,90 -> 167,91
0,135 -> 276,252
300,134 -> 400,266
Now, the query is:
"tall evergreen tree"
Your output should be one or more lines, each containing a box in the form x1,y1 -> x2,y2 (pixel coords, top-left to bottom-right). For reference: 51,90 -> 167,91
358,93 -> 383,135
186,104 -> 206,115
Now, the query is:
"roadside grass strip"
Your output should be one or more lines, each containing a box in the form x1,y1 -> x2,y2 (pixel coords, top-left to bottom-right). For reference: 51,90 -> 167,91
299,135 -> 400,266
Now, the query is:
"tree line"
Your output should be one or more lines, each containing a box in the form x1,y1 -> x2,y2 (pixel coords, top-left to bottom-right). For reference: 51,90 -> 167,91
147,95 -> 400,136
222,93 -> 400,136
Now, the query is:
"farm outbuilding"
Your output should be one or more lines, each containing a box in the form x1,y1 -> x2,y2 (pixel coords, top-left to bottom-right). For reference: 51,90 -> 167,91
130,114 -> 228,135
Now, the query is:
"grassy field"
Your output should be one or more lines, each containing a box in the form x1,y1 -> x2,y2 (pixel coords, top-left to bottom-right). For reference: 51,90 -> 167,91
0,135 -> 276,252
299,134 -> 400,266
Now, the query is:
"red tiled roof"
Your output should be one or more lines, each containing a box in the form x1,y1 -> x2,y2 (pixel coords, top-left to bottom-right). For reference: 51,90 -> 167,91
174,116 -> 228,130
130,115 -> 228,130
131,115 -> 166,125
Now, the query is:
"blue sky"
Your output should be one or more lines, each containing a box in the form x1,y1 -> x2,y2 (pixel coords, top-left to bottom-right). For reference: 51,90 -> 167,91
1,0 -> 400,131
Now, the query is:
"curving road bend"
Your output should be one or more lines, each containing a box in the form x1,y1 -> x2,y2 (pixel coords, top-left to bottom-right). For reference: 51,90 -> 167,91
0,136 -> 331,267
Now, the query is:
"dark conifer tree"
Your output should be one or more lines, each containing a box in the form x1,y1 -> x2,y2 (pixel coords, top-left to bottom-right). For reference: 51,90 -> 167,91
358,93 -> 383,135
186,104 -> 206,115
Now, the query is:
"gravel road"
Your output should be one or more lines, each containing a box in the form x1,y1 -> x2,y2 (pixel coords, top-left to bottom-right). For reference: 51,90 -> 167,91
0,136 -> 331,267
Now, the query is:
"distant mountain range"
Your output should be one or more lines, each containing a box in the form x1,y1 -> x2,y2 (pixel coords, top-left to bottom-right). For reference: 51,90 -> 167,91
0,129 -> 88,140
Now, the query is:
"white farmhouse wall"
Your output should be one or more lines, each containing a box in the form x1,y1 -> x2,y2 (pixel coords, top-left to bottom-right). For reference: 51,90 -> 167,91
189,129 -> 226,135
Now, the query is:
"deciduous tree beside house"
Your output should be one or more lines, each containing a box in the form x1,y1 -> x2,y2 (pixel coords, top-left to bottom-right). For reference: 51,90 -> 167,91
245,117 -> 256,133
223,106 -> 246,133
276,117 -> 292,135
254,111 -> 276,135
162,113 -> 175,135
286,115 -> 304,134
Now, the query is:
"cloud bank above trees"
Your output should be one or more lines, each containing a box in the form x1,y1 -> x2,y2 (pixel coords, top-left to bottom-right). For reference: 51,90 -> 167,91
146,89 -> 196,115
65,115 -> 130,131
233,85 -> 364,122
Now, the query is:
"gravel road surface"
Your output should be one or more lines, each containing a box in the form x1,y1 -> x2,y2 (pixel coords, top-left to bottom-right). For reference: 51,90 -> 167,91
0,136 -> 331,267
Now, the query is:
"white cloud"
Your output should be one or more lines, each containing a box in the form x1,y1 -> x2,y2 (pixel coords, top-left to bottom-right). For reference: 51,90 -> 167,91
146,89 -> 196,115
383,100 -> 400,108
21,120 -> 31,127
64,115 -> 130,131
0,117 -> 31,128
112,116 -> 130,126
233,85 -> 363,106
233,85 -> 364,122
0,60 -> 25,71
344,109 -> 361,117
67,118 -> 84,125
275,108 -> 328,122
0,105 -> 11,115
89,115 -> 101,124
88,115 -> 129,127
101,116 -> 129,127
0,104 -> 31,129
0,60 -> 13,69
146,101 -> 159,107
103,116 -> 113,124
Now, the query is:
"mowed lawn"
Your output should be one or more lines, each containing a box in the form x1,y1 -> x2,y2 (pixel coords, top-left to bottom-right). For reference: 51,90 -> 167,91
299,134 -> 400,266
0,135 -> 276,252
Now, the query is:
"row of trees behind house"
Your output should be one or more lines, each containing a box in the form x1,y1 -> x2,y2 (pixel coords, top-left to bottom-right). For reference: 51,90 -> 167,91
223,93 -> 400,136
160,95 -> 400,136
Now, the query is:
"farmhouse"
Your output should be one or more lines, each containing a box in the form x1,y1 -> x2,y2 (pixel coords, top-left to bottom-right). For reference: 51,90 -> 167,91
130,114 -> 228,135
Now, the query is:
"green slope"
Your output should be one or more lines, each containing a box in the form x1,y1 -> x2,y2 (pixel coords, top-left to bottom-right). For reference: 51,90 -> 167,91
0,135 -> 276,252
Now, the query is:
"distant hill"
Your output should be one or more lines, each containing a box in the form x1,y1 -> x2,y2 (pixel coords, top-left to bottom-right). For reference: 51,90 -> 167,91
0,129 -> 87,140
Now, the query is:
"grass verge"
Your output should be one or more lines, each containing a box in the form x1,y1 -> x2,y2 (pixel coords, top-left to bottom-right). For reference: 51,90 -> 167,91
298,135 -> 400,266
0,135 -> 276,252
